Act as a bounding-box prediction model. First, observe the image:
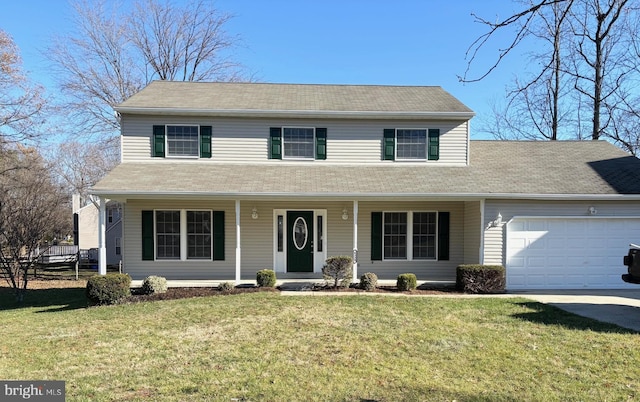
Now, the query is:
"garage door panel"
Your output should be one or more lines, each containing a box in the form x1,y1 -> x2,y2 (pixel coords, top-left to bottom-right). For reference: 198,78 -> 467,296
526,274 -> 546,286
566,274 -> 584,286
506,217 -> 640,290
547,275 -> 566,286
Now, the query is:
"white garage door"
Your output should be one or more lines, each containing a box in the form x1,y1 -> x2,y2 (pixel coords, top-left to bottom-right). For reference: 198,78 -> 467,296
506,217 -> 640,290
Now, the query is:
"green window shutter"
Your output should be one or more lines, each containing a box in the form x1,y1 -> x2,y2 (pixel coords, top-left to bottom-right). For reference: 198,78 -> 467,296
438,212 -> 450,261
200,126 -> 212,158
269,127 -> 282,159
383,129 -> 395,160
428,128 -> 440,161
315,128 -> 327,160
371,212 -> 383,260
213,211 -> 225,261
153,125 -> 165,157
142,210 -> 154,260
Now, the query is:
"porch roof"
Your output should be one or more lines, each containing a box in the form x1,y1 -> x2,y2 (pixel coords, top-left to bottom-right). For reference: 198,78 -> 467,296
92,141 -> 640,199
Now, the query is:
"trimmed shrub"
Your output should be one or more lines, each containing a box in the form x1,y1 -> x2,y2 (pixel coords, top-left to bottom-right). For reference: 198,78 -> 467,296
218,281 -> 235,292
141,275 -> 168,295
322,256 -> 353,288
456,264 -> 506,294
359,272 -> 378,291
86,273 -> 131,305
256,269 -> 277,288
397,273 -> 417,291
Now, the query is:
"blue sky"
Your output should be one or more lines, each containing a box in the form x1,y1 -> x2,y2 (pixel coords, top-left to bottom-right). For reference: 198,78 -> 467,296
1,1 -> 529,139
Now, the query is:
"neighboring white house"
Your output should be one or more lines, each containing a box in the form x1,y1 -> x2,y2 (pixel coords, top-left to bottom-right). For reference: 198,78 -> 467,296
72,194 -> 122,266
91,81 -> 640,289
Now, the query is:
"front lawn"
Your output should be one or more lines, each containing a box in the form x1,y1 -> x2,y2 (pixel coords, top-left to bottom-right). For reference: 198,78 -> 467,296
1,286 -> 638,401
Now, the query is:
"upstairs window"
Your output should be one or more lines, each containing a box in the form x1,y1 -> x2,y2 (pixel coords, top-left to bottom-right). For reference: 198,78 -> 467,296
152,125 -> 212,158
269,127 -> 327,160
283,127 -> 315,159
383,128 -> 440,161
167,125 -> 199,157
397,129 -> 427,160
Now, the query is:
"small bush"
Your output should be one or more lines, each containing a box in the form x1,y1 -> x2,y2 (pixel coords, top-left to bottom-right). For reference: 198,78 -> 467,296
86,273 -> 131,305
359,272 -> 378,291
218,281 -> 235,292
141,275 -> 168,295
397,273 -> 417,291
322,256 -> 353,288
456,265 -> 506,294
257,269 -> 276,288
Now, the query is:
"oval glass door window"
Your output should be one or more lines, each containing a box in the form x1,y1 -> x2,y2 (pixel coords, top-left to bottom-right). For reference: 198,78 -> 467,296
293,217 -> 308,250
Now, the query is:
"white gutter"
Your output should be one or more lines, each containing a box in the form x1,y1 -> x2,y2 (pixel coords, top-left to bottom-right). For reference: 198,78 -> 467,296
90,189 -> 640,201
113,106 -> 475,120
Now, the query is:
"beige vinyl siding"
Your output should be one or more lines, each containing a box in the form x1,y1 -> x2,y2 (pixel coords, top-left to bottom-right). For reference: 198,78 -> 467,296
482,199 -> 640,265
463,201 -> 482,264
483,227 -> 504,265
122,199 -> 466,281
120,115 -> 469,165
123,199 -> 236,280
357,201 -> 464,281
240,201 -> 352,279
76,204 -> 99,249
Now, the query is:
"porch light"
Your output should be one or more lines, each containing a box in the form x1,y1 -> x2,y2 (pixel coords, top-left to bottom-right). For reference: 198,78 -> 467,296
493,213 -> 502,226
588,206 -> 597,215
251,207 -> 259,219
342,208 -> 349,221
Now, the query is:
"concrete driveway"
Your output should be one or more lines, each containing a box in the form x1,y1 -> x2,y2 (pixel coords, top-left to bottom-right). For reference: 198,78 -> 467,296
512,289 -> 640,332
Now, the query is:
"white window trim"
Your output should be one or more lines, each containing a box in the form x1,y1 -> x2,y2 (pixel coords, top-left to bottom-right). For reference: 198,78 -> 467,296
382,211 -> 438,261
165,124 -> 201,159
154,209 -> 213,261
395,128 -> 428,162
282,126 -> 316,160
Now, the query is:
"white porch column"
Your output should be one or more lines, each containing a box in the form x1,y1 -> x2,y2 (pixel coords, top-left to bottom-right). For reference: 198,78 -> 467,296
479,199 -> 485,264
98,197 -> 107,275
352,200 -> 358,280
235,200 -> 241,284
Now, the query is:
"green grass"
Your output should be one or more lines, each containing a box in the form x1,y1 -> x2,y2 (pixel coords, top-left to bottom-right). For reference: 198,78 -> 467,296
1,287 -> 640,401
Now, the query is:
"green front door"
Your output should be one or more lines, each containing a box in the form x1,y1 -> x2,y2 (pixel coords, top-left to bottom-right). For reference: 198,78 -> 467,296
287,211 -> 314,272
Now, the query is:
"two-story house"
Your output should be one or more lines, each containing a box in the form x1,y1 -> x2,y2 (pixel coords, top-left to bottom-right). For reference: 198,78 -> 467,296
92,81 -> 640,290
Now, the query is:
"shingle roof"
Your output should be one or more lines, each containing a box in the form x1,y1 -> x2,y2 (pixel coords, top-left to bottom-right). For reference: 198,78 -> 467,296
93,141 -> 640,198
116,81 -> 474,117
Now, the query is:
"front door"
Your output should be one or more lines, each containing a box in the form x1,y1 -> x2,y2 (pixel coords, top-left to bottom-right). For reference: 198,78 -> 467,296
287,211 -> 314,272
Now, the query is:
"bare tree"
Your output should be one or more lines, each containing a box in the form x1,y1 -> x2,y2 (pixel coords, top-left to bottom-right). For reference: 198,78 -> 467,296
568,0 -> 631,140
0,29 -> 46,149
0,146 -> 70,303
130,0 -> 244,82
54,137 -> 120,207
462,0 -> 639,154
48,0 -> 248,137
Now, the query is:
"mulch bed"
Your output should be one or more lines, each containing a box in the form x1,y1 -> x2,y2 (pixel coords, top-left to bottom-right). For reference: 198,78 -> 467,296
2,280 -> 464,304
124,283 -> 461,303
125,286 -> 278,303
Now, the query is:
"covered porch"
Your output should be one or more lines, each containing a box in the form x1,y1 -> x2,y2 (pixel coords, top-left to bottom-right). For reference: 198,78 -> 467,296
94,196 -> 486,283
